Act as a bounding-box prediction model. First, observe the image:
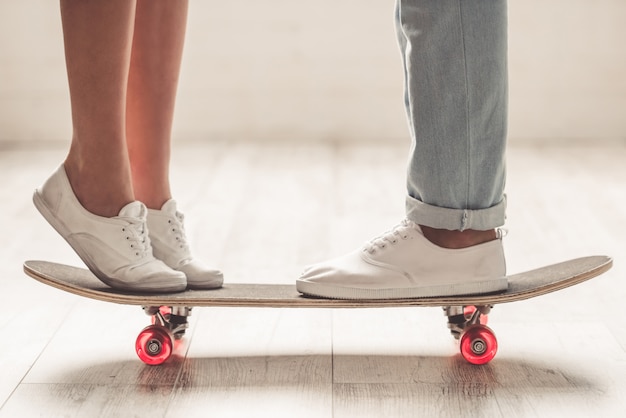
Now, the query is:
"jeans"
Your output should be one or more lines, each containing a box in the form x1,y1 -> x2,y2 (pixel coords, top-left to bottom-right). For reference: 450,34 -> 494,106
396,0 -> 508,231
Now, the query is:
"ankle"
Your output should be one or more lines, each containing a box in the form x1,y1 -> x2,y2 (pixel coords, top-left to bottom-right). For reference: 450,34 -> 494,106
63,160 -> 134,218
419,225 -> 497,249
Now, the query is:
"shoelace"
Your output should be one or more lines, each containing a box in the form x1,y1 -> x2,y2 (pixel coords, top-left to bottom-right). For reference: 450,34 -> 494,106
122,219 -> 151,258
364,221 -> 507,254
364,219 -> 413,254
167,212 -> 190,252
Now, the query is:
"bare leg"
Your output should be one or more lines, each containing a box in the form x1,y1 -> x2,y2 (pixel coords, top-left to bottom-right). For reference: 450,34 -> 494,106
123,0 -> 223,289
60,0 -> 137,217
419,226 -> 497,249
126,0 -> 189,210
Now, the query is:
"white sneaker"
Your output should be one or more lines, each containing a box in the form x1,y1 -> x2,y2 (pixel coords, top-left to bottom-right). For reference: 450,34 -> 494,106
296,219 -> 507,299
33,165 -> 187,293
147,199 -> 224,290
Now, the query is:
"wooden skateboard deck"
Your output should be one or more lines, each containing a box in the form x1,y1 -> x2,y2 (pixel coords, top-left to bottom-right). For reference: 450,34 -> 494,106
24,256 -> 612,308
23,255 -> 613,365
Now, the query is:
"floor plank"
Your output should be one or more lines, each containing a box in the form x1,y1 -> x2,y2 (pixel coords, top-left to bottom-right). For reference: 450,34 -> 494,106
1,384 -> 174,418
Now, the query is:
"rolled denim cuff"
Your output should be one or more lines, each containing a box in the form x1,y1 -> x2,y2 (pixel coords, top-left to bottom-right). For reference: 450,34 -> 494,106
406,194 -> 506,231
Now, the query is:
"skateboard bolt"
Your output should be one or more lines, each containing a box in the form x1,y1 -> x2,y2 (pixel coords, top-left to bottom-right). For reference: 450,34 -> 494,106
147,339 -> 162,355
471,338 -> 487,355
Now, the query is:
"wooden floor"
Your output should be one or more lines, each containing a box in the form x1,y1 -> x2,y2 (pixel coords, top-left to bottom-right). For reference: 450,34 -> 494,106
1,139 -> 625,417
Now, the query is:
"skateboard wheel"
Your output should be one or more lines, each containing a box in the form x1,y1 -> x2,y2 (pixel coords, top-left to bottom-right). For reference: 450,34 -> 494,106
459,324 -> 498,365
135,325 -> 173,366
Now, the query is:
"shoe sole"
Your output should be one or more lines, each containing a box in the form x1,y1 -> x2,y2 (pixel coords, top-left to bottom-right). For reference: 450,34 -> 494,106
295,277 -> 508,300
186,278 -> 224,290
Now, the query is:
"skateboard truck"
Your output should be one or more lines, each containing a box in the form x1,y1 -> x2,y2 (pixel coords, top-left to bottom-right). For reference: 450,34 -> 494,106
444,305 -> 490,338
143,305 -> 192,339
444,305 -> 497,365
135,306 -> 193,365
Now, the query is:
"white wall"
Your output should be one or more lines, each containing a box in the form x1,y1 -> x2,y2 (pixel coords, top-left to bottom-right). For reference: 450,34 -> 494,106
1,0 -> 625,144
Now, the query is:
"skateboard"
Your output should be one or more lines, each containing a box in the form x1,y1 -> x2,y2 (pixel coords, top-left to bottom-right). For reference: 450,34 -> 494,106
23,255 -> 612,366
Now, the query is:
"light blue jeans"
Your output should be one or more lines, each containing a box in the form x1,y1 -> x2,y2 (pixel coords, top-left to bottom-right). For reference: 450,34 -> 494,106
396,0 -> 508,231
